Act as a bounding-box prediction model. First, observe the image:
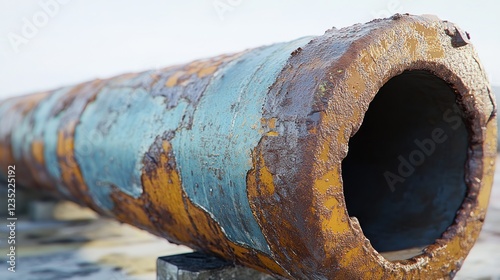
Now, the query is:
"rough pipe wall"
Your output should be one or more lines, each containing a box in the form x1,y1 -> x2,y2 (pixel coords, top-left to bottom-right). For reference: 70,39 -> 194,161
0,14 -> 496,279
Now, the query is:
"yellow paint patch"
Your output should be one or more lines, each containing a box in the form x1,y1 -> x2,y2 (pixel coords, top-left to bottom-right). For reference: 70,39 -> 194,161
257,253 -> 286,275
345,68 -> 366,98
406,37 -> 418,58
320,200 -> 349,235
261,118 -> 278,136
258,160 -> 275,197
261,117 -> 277,129
359,39 -> 392,71
197,65 -> 218,78
267,118 -> 277,129
32,140 -> 45,165
109,140 -> 287,277
412,23 -> 444,59
57,120 -> 103,211
478,117 -> 497,208
360,51 -> 374,70
311,166 -> 350,240
165,72 -> 182,87
339,246 -> 362,267
323,195 -> 338,210
164,54 -> 241,87
314,168 -> 340,195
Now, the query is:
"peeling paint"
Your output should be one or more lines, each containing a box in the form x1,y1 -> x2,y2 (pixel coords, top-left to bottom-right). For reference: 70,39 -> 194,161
0,14 -> 495,280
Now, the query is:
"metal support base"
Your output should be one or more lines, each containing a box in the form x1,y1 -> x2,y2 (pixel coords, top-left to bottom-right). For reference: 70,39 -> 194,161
157,252 -> 276,280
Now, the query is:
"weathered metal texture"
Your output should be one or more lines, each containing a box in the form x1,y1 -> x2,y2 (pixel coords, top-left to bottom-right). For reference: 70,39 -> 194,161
0,14 -> 496,279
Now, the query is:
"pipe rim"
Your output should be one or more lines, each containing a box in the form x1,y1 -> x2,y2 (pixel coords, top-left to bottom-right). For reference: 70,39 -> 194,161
314,14 -> 495,277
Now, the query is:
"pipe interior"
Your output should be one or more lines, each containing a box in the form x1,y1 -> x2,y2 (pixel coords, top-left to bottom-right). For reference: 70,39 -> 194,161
341,70 -> 468,259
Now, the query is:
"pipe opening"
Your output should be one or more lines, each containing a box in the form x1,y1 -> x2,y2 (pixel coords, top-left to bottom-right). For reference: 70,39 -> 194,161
342,70 -> 468,260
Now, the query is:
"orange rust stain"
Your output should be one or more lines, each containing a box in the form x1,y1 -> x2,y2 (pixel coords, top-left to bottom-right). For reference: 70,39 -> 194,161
478,173 -> 494,209
322,195 -> 339,214
314,168 -> 340,195
57,121 -> 103,212
310,102 -> 360,254
165,72 -> 182,87
111,189 -> 159,234
406,37 -> 418,58
247,148 -> 304,273
319,138 -> 333,164
266,131 -> 279,137
164,54 -> 239,87
320,200 -> 349,235
247,145 -> 322,277
197,65 -> 218,78
315,113 -> 350,166
260,118 -> 268,127
0,146 -> 11,166
339,246 -> 362,267
412,23 -> 444,59
254,154 -> 275,197
32,140 -> 45,165
317,140 -> 331,164
360,51 -> 374,70
16,91 -> 51,113
308,126 -> 318,134
0,92 -> 58,191
442,235 -> 465,258
19,137 -> 56,191
246,170 -> 260,204
312,169 -> 349,237
267,118 -> 277,129
261,118 -> 278,136
256,253 -> 285,274
109,140 -> 287,277
478,117 -> 497,208
345,68 -> 366,98
359,39 -> 392,71
27,139 -> 59,189
114,72 -> 140,82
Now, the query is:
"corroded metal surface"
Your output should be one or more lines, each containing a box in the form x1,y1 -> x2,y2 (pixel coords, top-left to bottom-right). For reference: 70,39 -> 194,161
0,14 -> 496,279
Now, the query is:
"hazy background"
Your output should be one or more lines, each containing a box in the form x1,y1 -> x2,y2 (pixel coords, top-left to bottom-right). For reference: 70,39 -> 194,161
0,2 -> 499,279
0,0 -> 499,99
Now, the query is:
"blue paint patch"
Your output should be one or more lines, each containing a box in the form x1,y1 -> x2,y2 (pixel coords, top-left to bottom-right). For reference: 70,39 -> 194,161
11,89 -> 67,163
171,37 -> 313,253
9,88 -> 73,196
74,87 -> 187,210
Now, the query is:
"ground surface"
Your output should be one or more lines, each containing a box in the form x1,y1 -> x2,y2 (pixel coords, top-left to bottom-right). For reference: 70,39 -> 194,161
0,158 -> 499,280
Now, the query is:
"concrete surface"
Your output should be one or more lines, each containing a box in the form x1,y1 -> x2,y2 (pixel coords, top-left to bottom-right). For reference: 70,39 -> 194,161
157,252 -> 275,280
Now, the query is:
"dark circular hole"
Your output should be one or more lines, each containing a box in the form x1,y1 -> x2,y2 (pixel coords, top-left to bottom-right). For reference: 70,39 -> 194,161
341,70 -> 468,259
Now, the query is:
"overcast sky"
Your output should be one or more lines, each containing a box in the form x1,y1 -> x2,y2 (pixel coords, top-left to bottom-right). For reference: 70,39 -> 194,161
0,0 -> 498,99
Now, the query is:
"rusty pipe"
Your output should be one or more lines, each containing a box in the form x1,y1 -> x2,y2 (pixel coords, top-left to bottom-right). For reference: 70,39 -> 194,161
0,14 -> 496,279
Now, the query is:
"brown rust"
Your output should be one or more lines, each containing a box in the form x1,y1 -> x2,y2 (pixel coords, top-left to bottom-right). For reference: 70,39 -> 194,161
0,14 -> 495,279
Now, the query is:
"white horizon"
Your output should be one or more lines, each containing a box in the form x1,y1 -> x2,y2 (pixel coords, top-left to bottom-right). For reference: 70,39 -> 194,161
0,0 -> 498,99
